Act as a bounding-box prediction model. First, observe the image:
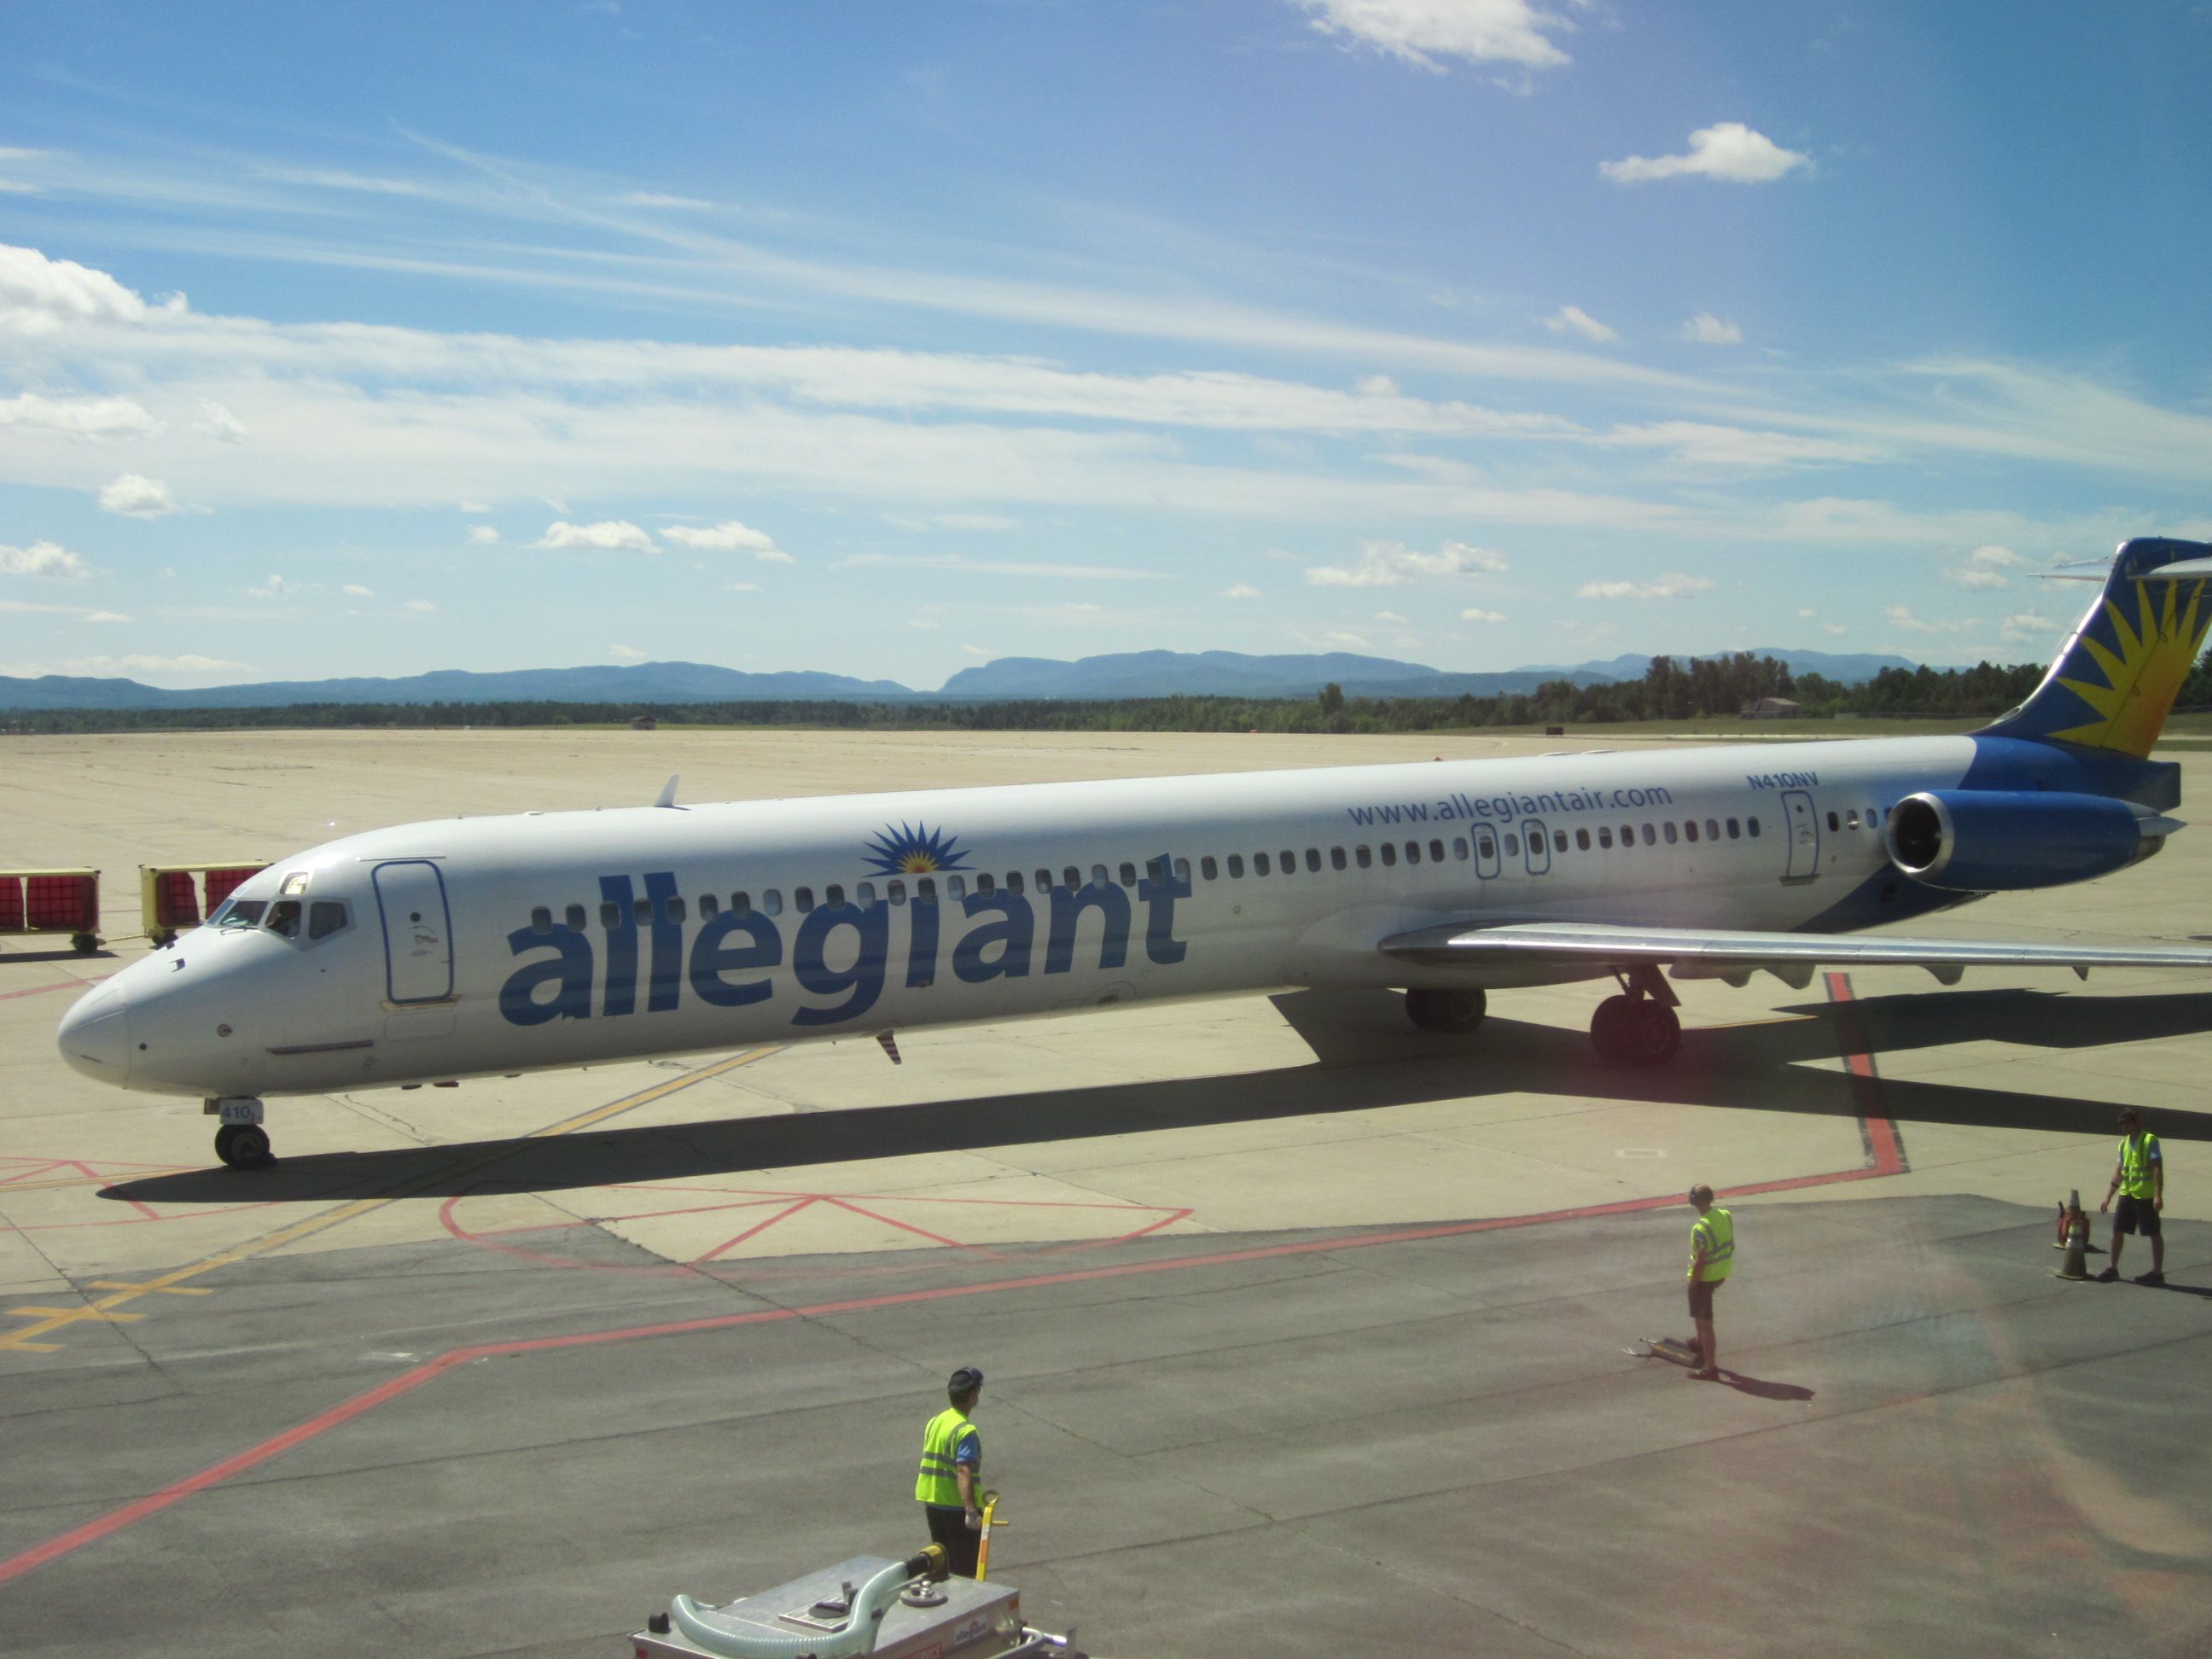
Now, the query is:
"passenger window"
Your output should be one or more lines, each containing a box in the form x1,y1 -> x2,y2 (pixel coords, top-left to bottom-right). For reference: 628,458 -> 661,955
731,892 -> 751,917
1641,824 -> 1656,846
1380,843 -> 1398,867
600,900 -> 621,928
1663,823 -> 1679,845
1504,835 -> 1519,857
308,900 -> 349,940
888,880 -> 906,906
1747,818 -> 1761,837
1844,810 -> 1860,830
699,893 -> 719,918
1007,873 -> 1024,895
1280,850 -> 1295,875
633,896 -> 653,925
530,905 -> 552,934
1091,864 -> 1109,887
1685,822 -> 1699,844
265,899 -> 302,938
1119,862 -> 1138,888
1406,841 -> 1423,864
1826,811 -> 1840,832
915,879 -> 934,905
1726,818 -> 1740,840
1598,827 -> 1613,849
1429,839 -> 1445,863
1202,856 -> 1219,881
1620,823 -> 1633,847
565,904 -> 586,930
1575,829 -> 1591,851
1332,847 -> 1348,870
1704,819 -> 1720,842
1227,854 -> 1245,877
1063,866 -> 1080,890
975,874 -> 995,896
827,883 -> 847,906
1147,858 -> 1167,882
947,876 -> 968,899
795,887 -> 815,912
1356,845 -> 1372,868
1174,858 -> 1191,882
857,882 -> 876,905
1554,830 -> 1568,853
1254,853 -> 1272,876
1868,806 -> 1880,827
763,889 -> 784,916
668,896 -> 688,923
1452,839 -> 1468,861
1478,835 -> 1496,859
1307,848 -> 1322,872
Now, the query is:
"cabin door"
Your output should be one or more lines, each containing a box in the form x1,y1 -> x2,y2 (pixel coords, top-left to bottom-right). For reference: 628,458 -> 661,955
373,860 -> 455,1004
1780,791 -> 1820,882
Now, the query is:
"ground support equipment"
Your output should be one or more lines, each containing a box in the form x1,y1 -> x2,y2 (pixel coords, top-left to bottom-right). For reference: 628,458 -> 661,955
142,859 -> 267,946
632,1551 -> 1084,1658
0,868 -> 102,953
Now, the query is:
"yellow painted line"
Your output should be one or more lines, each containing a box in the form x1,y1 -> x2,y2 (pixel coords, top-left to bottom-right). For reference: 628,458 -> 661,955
0,1046 -> 780,1353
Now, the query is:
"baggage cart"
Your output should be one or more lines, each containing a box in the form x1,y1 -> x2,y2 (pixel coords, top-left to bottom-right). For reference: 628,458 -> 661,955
0,868 -> 101,952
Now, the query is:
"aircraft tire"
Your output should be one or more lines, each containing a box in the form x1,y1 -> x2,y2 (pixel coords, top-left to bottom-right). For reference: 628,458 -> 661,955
214,1122 -> 274,1171
1590,994 -> 1637,1063
1627,1001 -> 1682,1066
1406,987 -> 1487,1033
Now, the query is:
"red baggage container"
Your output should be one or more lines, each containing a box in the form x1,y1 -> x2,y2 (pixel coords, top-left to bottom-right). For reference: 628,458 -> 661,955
0,877 -> 20,932
152,870 -> 201,929
27,874 -> 97,932
205,865 -> 262,908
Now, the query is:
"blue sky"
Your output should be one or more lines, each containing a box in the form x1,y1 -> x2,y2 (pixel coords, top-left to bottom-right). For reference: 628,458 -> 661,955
2,0 -> 2209,690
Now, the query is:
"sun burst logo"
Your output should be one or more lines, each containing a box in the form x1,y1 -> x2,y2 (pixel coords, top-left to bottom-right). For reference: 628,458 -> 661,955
863,821 -> 971,876
2047,576 -> 2212,757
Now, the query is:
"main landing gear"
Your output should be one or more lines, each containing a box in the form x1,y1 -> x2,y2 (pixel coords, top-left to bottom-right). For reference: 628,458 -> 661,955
1405,987 -> 1487,1033
208,1098 -> 275,1170
1590,965 -> 1680,1068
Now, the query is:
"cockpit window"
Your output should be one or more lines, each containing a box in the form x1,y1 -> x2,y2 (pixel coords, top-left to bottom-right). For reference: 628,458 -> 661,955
214,898 -> 267,929
280,870 -> 311,898
308,900 -> 350,940
265,899 -> 303,938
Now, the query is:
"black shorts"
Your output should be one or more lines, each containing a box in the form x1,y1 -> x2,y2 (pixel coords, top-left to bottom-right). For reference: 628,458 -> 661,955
1687,1278 -> 1723,1319
2116,1194 -> 2162,1238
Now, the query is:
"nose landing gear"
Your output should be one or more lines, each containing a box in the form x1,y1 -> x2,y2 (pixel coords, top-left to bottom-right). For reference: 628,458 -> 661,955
1591,964 -> 1681,1067
207,1098 -> 275,1169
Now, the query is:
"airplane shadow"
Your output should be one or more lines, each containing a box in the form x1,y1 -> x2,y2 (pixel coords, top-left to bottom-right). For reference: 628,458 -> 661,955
100,985 -> 2212,1208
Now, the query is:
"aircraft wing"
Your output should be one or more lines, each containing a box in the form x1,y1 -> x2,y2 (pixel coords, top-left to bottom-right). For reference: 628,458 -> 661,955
1379,921 -> 2212,989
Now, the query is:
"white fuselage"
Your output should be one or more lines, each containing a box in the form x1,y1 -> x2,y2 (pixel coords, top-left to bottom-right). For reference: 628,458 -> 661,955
60,735 -> 1995,1101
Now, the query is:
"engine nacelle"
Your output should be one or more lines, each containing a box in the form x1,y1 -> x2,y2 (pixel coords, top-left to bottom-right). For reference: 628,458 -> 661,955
1885,790 -> 2163,892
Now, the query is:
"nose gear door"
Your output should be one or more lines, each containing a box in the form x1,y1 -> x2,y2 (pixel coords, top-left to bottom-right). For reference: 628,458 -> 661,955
372,860 -> 454,1003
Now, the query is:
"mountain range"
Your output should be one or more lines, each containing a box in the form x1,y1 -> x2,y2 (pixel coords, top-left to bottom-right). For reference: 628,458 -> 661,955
0,647 -> 1922,712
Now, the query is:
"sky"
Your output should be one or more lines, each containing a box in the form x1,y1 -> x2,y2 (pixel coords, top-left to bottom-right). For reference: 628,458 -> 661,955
2,0 -> 2210,690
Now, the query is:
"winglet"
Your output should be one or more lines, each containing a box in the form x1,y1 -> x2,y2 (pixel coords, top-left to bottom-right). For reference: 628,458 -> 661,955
654,774 -> 681,809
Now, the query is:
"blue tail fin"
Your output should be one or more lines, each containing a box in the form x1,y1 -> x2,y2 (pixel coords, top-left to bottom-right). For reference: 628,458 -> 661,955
1981,537 -> 2212,758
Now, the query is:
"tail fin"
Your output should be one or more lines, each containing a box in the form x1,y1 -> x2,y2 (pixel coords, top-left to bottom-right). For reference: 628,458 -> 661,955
1982,536 -> 2212,758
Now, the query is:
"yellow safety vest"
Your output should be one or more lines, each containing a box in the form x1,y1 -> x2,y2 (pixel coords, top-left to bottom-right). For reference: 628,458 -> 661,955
2118,1132 -> 2161,1201
1688,1207 -> 1735,1283
915,1407 -> 979,1509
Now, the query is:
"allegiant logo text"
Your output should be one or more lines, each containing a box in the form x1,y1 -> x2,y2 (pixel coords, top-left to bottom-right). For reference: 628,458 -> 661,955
498,861 -> 1191,1030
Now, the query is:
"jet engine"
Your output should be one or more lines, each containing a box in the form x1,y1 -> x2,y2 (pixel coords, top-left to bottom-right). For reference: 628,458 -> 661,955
1884,789 -> 2172,892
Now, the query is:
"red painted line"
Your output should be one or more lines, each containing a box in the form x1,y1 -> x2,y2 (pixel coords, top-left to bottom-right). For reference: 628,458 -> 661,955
0,975 -> 108,1002
1825,970 -> 1909,1177
696,1197 -> 821,1263
4,992 -> 1908,1589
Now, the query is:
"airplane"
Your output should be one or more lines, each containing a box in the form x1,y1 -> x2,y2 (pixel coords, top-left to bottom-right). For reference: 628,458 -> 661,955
55,535 -> 2212,1172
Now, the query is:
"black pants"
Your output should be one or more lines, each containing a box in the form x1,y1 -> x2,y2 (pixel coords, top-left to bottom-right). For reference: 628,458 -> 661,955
924,1504 -> 980,1578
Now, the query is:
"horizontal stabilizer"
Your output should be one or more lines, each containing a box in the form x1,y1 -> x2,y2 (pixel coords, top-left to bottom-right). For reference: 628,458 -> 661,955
1382,920 -> 2212,987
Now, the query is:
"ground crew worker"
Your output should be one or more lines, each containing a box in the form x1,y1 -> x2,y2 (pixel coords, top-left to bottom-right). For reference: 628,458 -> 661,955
916,1365 -> 987,1577
2098,1108 -> 2165,1285
1685,1184 -> 1733,1381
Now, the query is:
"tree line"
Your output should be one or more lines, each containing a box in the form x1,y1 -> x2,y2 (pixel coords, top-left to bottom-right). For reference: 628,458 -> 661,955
9,649 -> 2211,736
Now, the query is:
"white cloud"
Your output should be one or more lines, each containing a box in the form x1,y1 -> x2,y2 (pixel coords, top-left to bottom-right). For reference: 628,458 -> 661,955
0,242 -> 183,335
246,573 -> 315,600
1577,572 -> 1716,600
1601,123 -> 1811,185
1822,623 -> 1848,636
467,525 -> 502,545
0,392 -> 155,439
620,191 -> 713,209
1305,539 -> 1508,586
1221,583 -> 1261,599
536,519 -> 656,552
0,540 -> 90,578
1883,603 -> 1979,635
1603,422 -> 1877,469
1796,608 -> 1817,619
1941,544 -> 2031,589
1461,607 -> 1506,623
404,598 -> 438,612
1680,313 -> 1743,345
959,643 -> 992,657
723,580 -> 761,592
836,553 -> 1159,580
1324,630 -> 1376,650
661,519 -> 795,562
82,610 -> 131,623
98,473 -> 181,517
0,653 -> 246,679
1293,0 -> 1576,70
608,643 -> 649,662
2001,609 -> 2063,644
193,399 -> 249,442
342,583 -> 375,597
1544,306 -> 1619,344
457,500 -> 490,514
1374,609 -> 1409,624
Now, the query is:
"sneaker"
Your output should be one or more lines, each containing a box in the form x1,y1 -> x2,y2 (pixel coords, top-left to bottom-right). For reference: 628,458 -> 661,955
2093,1267 -> 2120,1282
2133,1270 -> 2166,1287
1687,1367 -> 1720,1381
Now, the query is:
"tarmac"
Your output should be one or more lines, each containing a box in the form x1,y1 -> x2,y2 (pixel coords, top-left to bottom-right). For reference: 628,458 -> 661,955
3,726 -> 2211,1656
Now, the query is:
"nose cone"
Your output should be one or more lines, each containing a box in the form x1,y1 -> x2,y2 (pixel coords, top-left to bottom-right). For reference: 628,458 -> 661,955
57,984 -> 131,1084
